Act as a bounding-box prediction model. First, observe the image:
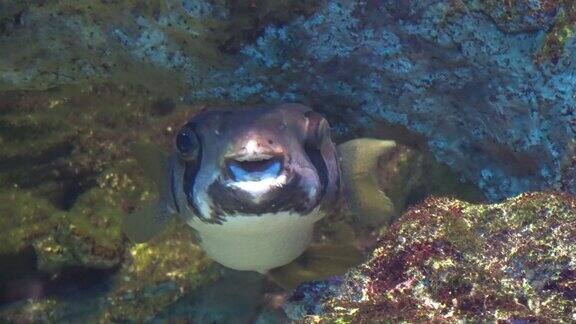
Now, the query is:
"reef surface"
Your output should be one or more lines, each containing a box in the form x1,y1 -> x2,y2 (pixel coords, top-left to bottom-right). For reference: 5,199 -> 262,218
285,192 -> 576,322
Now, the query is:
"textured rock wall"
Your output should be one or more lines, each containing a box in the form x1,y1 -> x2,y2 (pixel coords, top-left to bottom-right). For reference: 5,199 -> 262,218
1,1 -> 575,198
196,0 -> 576,200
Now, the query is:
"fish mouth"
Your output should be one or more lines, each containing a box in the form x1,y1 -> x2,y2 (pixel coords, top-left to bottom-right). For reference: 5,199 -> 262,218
223,153 -> 289,203
225,154 -> 284,182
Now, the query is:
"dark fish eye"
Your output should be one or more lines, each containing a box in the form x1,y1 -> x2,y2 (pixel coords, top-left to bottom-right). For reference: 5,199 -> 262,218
176,128 -> 198,156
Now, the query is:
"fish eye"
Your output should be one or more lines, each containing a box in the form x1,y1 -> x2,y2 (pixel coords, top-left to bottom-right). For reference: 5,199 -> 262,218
176,128 -> 199,158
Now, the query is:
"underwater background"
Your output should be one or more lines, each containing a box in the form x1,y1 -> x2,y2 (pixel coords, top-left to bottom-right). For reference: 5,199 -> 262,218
0,0 -> 574,322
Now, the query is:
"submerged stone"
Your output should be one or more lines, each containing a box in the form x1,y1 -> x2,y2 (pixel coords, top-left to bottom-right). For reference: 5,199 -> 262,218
0,84 -> 219,320
0,219 -> 219,322
285,192 -> 576,322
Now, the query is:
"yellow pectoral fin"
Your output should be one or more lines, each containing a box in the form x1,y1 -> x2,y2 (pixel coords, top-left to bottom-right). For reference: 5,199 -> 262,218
338,138 -> 397,227
347,179 -> 395,227
122,202 -> 173,243
268,243 -> 363,290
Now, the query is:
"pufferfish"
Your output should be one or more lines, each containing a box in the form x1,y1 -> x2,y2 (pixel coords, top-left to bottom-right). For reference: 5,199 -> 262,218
123,103 -> 396,287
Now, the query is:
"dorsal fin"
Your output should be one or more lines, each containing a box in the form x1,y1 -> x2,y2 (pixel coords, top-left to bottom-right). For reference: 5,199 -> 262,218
337,138 -> 396,227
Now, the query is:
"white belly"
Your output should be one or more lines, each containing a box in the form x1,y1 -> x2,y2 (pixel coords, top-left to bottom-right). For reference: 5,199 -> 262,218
187,210 -> 324,273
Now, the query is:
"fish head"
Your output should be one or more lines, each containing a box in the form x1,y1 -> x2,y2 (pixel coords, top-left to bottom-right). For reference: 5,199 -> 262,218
172,103 -> 340,223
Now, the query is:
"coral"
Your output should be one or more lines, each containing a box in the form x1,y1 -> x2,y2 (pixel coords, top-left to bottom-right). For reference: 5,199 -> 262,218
285,192 -> 576,322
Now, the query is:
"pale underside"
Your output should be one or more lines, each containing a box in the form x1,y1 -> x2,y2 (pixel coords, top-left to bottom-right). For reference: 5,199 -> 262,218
187,208 -> 325,274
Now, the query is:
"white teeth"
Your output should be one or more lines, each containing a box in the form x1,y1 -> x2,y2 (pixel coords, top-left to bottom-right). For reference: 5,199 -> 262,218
227,174 -> 288,203
234,153 -> 274,162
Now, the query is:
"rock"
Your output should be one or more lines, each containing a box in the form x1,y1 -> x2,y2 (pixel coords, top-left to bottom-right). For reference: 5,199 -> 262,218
0,83 -> 218,318
207,0 -> 576,200
285,192 -> 576,322
0,190 -> 60,257
100,220 -> 219,322
481,0 -> 563,33
0,135 -> 151,277
0,1 -> 321,93
0,220 -> 219,322
2,1 -> 574,200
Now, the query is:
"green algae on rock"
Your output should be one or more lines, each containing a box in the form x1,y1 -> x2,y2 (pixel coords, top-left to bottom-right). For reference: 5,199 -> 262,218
0,189 -> 60,256
285,192 -> 576,322
100,219 -> 219,322
0,82 -> 223,321
0,0 -> 322,93
0,219 -> 218,322
0,83 -> 205,300
0,157 -> 151,276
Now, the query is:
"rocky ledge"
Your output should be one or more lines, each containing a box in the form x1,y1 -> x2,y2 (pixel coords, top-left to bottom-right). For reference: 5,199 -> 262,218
285,192 -> 576,322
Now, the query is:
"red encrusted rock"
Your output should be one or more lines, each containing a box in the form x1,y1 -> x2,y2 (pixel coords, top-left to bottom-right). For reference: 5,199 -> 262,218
286,192 -> 576,322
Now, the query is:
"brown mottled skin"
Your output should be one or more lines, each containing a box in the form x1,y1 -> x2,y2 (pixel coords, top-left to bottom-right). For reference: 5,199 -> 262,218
171,103 -> 341,224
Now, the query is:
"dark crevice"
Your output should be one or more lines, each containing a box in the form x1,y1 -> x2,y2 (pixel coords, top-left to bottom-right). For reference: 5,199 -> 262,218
0,137 -> 98,210
0,9 -> 26,36
0,247 -> 38,284
0,141 -> 74,174
0,247 -> 118,306
403,184 -> 428,210
58,175 -> 98,211
150,98 -> 175,116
